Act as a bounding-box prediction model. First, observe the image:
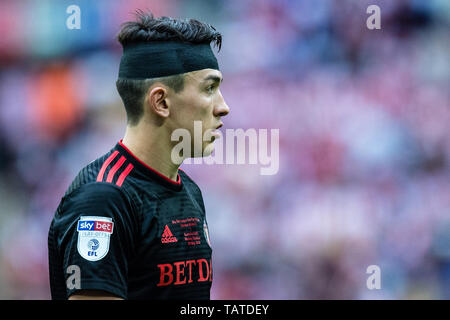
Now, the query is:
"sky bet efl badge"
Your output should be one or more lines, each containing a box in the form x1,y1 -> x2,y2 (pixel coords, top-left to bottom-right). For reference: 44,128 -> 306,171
77,216 -> 114,262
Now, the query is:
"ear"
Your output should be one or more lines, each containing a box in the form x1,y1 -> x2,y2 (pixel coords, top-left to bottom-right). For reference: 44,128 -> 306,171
147,86 -> 170,118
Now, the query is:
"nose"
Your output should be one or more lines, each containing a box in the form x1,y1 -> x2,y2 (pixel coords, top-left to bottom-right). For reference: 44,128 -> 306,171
213,90 -> 230,117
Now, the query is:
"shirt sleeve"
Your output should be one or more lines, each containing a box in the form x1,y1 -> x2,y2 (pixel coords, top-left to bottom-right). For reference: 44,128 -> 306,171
53,182 -> 139,299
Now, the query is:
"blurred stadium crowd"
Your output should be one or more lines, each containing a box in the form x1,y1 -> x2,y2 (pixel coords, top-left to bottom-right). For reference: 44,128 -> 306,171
0,0 -> 449,299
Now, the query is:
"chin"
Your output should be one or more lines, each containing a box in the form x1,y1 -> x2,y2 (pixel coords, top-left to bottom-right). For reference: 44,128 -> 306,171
201,142 -> 215,157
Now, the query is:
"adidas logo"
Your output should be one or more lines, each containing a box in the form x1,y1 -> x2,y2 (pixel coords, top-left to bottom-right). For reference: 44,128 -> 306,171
161,225 -> 178,243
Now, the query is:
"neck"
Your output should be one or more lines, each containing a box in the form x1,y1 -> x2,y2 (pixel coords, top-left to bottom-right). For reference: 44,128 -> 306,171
121,124 -> 180,182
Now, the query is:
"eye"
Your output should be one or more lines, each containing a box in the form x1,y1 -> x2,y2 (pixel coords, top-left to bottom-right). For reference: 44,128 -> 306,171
206,84 -> 217,93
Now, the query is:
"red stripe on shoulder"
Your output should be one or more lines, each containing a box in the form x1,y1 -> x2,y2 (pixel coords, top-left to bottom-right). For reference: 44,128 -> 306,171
96,151 -> 119,182
106,156 -> 126,183
116,163 -> 134,187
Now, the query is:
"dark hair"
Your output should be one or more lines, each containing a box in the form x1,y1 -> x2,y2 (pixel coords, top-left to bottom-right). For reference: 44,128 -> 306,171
116,10 -> 222,126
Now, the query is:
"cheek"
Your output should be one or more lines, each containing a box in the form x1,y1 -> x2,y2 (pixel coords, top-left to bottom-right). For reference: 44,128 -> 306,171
172,91 -> 213,129
201,96 -> 215,116
187,96 -> 213,120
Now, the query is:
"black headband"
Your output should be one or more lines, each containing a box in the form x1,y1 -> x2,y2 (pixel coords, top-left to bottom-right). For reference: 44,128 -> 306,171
118,41 -> 219,79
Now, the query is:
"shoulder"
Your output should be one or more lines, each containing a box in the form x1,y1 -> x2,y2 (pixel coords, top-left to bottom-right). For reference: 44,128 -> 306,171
52,182 -> 139,239
58,182 -> 136,220
51,148 -> 142,240
64,148 -> 135,198
65,182 -> 131,203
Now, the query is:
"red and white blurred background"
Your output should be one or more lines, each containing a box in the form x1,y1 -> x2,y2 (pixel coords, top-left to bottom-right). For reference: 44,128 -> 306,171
0,0 -> 449,299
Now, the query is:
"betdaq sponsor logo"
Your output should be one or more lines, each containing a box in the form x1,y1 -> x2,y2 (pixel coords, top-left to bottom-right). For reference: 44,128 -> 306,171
157,259 -> 213,287
77,220 -> 113,234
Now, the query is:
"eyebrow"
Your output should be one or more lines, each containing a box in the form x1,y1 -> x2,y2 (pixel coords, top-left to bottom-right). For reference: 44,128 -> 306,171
203,75 -> 223,84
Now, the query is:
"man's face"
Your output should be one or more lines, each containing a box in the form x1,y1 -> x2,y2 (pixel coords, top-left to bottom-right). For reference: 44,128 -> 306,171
167,68 -> 229,158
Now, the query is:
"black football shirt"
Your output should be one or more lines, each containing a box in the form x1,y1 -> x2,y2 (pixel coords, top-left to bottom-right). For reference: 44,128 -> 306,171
48,140 -> 213,299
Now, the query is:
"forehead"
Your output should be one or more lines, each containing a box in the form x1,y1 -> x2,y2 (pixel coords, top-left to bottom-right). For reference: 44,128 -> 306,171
185,69 -> 222,83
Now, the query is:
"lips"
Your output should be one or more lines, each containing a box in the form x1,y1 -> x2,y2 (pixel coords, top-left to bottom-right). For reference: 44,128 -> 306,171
210,123 -> 223,139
